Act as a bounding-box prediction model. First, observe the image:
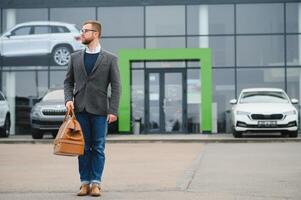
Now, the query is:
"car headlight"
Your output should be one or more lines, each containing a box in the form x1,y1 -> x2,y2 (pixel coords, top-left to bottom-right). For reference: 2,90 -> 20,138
236,110 -> 251,115
284,110 -> 297,115
31,105 -> 42,118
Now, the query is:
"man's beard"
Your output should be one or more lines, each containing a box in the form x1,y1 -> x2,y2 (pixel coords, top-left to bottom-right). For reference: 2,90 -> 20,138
82,38 -> 93,45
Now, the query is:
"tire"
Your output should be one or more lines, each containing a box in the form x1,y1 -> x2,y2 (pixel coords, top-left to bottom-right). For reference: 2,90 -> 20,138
233,130 -> 243,138
52,45 -> 72,66
32,129 -> 44,139
0,115 -> 10,138
288,131 -> 298,138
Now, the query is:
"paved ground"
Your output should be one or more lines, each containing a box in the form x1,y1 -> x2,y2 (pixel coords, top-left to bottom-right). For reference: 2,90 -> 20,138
1,133 -> 300,144
0,141 -> 301,200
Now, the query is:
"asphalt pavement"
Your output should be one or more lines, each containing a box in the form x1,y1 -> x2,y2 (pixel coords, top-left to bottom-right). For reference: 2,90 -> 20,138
0,135 -> 301,200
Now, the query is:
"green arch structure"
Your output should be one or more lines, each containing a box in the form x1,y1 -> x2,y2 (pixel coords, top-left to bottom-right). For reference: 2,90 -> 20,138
118,48 -> 212,133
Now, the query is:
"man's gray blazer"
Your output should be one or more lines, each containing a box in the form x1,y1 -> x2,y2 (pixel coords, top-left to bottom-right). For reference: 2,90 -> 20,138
64,49 -> 121,116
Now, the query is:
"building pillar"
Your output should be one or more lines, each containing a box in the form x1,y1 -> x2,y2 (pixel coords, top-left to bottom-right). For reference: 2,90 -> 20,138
5,9 -> 16,135
298,3 -> 301,65
198,5 -> 209,47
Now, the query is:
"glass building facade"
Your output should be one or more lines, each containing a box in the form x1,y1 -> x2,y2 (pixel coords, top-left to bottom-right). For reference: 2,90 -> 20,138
0,0 -> 301,134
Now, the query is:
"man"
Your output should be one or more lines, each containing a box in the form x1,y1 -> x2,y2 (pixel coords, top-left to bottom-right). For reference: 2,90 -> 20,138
64,20 -> 120,197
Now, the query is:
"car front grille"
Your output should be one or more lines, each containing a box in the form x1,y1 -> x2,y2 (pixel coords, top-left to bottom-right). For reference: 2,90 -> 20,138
251,114 -> 283,120
42,109 -> 66,116
32,120 -> 62,126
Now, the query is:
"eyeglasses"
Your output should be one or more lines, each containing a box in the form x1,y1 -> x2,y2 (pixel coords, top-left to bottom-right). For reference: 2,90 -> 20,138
80,29 -> 97,34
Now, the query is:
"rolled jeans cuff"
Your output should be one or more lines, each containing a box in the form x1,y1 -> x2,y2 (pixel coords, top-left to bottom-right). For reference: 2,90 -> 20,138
91,180 -> 101,185
81,181 -> 90,185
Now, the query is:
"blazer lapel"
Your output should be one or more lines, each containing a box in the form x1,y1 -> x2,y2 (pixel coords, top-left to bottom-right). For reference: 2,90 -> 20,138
79,50 -> 88,78
90,50 -> 106,74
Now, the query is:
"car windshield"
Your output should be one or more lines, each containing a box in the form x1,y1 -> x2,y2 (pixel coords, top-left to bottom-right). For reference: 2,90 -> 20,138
239,91 -> 289,104
42,90 -> 64,101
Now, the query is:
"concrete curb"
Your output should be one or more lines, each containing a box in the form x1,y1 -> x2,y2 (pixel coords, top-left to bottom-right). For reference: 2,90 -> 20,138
0,136 -> 301,144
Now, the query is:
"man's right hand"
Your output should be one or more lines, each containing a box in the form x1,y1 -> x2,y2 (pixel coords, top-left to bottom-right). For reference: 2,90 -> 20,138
66,101 -> 74,110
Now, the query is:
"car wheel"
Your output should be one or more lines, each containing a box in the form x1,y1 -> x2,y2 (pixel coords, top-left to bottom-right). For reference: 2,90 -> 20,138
233,130 -> 243,138
52,45 -> 72,66
32,129 -> 44,139
0,116 -> 10,137
288,131 -> 298,138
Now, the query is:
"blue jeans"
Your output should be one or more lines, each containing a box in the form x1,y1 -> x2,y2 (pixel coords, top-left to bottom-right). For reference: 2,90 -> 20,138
76,111 -> 107,185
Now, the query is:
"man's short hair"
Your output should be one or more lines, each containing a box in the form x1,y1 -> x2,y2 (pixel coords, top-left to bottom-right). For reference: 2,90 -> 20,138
83,20 -> 102,38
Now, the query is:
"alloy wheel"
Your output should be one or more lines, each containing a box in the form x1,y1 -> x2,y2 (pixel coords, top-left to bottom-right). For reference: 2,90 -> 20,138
53,46 -> 71,66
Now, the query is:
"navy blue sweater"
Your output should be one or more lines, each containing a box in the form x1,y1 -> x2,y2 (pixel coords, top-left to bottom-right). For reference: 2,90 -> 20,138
84,52 -> 100,76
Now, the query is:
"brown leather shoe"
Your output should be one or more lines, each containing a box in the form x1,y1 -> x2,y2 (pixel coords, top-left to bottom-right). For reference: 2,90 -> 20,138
77,184 -> 90,196
90,184 -> 101,197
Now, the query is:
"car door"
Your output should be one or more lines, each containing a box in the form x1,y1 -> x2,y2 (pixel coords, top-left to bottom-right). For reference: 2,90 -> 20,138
0,92 -> 6,125
1,26 -> 33,57
31,25 -> 51,55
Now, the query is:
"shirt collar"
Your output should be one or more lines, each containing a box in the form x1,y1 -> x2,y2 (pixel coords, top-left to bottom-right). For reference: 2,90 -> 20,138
85,43 -> 101,54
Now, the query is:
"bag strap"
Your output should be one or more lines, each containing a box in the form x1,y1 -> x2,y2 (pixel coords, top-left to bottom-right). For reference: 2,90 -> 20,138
64,107 -> 77,122
64,107 -> 80,132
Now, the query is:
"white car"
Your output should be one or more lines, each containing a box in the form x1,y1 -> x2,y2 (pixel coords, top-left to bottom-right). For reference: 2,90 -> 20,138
0,21 -> 84,66
0,91 -> 10,137
230,88 -> 299,138
30,89 -> 66,139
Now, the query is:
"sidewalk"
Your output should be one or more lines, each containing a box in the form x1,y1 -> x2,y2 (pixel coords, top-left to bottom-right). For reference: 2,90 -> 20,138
0,133 -> 300,144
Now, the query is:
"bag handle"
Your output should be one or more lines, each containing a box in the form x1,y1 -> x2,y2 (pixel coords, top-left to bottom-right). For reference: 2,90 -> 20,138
63,108 -> 80,132
64,107 -> 77,122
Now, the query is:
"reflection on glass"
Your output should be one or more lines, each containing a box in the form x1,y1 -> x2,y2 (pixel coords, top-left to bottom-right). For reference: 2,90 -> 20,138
50,71 -> 66,88
50,7 -> 95,29
286,3 -> 301,33
2,9 -> 48,32
287,68 -> 301,100
286,35 -> 301,66
187,5 -> 234,35
164,73 -> 182,132
131,70 -> 145,131
149,73 -> 160,130
212,69 -> 235,133
2,71 -> 48,135
287,68 -> 301,130
187,36 -> 234,67
146,6 -> 185,35
237,68 -> 285,97
98,7 -> 144,36
146,37 -> 185,49
1,21 -> 82,67
131,62 -> 144,69
101,38 -> 144,55
131,61 -> 144,69
237,35 -> 284,66
187,70 -> 200,133
146,61 -> 185,68
237,4 -> 284,34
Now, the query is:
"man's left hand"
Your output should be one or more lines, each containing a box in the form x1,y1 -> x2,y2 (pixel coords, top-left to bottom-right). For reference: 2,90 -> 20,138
107,114 -> 117,124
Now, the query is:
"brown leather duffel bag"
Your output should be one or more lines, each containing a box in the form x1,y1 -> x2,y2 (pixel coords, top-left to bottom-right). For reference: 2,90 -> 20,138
54,108 -> 84,156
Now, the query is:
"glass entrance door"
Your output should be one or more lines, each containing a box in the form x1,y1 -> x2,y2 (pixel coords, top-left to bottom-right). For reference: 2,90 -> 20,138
146,70 -> 186,133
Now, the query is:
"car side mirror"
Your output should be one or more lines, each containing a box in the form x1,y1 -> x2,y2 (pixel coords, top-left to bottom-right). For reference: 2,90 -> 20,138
229,99 -> 237,104
291,98 -> 298,104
